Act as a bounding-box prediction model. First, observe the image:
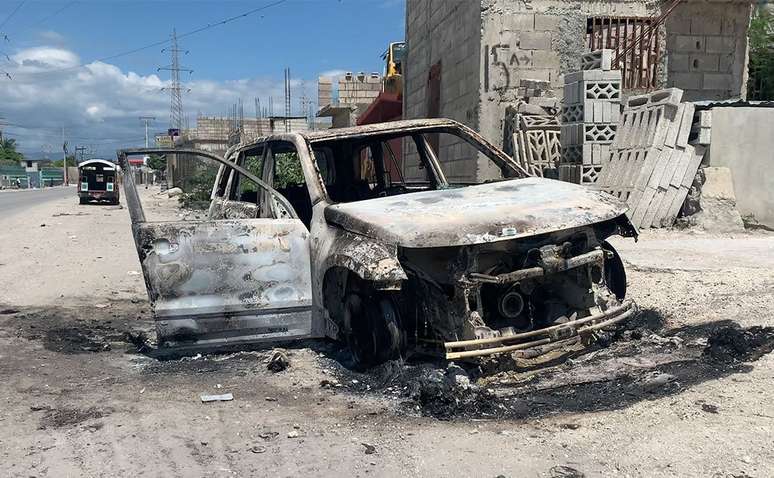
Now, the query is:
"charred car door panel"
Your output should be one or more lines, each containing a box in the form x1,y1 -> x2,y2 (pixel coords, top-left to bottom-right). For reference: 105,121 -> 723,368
136,219 -> 313,348
119,147 -> 313,352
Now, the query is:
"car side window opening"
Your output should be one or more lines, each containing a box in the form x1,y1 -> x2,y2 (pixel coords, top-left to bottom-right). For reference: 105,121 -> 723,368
259,141 -> 313,227
230,146 -> 265,204
313,133 -> 438,204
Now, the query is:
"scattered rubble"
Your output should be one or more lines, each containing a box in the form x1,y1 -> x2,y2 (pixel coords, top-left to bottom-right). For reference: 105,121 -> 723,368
267,349 -> 290,372
703,326 -> 774,364
361,442 -> 377,455
200,393 -> 233,403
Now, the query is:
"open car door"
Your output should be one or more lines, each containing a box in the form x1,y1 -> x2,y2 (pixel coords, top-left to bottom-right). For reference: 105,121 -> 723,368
118,148 -> 313,353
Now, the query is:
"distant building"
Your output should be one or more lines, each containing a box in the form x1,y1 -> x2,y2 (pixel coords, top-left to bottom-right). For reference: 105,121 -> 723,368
317,72 -> 383,128
162,115 -> 310,189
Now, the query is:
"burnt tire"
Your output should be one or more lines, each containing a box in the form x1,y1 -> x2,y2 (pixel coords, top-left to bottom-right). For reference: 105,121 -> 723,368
79,197 -> 88,205
343,281 -> 402,369
602,240 -> 626,300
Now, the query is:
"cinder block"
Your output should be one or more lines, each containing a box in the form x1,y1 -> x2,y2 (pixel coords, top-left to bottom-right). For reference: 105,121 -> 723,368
670,72 -> 702,90
563,69 -> 621,84
674,35 -> 705,52
534,14 -> 560,31
528,96 -> 559,109
703,73 -> 732,90
669,53 -> 691,72
689,54 -> 719,72
520,78 -> 551,90
531,49 -> 560,68
504,13 -> 535,31
698,110 -> 712,127
519,31 -> 552,51
690,17 -> 722,36
705,36 -> 735,54
718,53 -> 736,72
581,49 -> 614,71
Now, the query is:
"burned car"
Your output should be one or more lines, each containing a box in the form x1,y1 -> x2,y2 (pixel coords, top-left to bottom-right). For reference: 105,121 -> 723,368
118,119 -> 637,366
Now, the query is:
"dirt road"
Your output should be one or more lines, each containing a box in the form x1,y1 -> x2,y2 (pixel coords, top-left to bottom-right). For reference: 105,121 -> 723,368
1,187 -> 773,477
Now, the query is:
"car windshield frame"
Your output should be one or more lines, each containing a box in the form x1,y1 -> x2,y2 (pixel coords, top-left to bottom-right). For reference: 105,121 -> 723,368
307,124 -> 527,205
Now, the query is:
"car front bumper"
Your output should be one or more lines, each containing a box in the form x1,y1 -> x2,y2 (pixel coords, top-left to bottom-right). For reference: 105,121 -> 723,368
444,299 -> 637,360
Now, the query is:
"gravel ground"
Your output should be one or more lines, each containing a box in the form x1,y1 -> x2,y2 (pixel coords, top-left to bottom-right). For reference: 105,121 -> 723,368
1,186 -> 773,477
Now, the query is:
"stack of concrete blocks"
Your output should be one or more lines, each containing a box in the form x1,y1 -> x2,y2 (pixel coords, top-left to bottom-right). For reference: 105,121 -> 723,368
596,87 -> 705,229
559,50 -> 621,185
318,76 -> 333,110
337,72 -> 381,107
691,110 -> 712,147
505,78 -> 561,177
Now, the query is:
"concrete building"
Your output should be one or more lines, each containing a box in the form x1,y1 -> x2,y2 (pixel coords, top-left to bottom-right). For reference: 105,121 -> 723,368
164,116 -> 310,189
403,0 -> 755,182
317,72 -> 383,128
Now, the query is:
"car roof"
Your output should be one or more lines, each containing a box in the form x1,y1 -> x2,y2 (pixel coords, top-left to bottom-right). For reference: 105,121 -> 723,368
231,118 -> 464,153
301,118 -> 461,142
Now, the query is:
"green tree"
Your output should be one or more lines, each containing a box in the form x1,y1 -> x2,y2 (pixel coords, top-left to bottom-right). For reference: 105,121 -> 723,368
52,154 -> 76,168
748,10 -> 774,100
0,138 -> 25,165
146,154 -> 167,171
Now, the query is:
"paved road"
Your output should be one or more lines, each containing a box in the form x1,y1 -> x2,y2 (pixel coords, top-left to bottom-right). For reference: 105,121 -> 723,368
0,187 -> 75,218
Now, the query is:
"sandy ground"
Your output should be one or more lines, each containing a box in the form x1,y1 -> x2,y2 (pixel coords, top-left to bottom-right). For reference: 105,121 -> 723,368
1,186 -> 773,477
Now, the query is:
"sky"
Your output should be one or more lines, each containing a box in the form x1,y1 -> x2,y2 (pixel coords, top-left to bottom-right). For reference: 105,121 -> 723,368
0,0 -> 406,158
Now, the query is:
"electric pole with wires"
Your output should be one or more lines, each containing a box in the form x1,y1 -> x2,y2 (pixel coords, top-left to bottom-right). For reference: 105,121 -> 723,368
158,29 -> 192,131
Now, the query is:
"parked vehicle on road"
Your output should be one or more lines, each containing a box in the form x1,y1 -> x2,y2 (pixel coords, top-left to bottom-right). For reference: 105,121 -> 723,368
118,119 -> 637,366
78,159 -> 120,205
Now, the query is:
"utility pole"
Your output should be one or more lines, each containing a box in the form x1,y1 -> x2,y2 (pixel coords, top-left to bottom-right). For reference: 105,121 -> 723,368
158,29 -> 192,131
139,116 -> 156,147
284,68 -> 291,132
62,126 -> 68,186
75,146 -> 87,163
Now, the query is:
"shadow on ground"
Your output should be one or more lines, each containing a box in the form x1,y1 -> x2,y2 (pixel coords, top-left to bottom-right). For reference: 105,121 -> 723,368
3,303 -> 773,422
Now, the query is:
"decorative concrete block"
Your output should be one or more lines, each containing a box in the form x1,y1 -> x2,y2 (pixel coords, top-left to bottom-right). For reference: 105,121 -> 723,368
581,49 -> 614,71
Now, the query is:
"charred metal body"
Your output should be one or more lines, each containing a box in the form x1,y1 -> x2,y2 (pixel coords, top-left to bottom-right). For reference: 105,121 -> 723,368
118,118 -> 637,365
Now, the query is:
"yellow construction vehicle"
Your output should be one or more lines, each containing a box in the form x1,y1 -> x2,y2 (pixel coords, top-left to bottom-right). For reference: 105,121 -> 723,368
382,41 -> 405,96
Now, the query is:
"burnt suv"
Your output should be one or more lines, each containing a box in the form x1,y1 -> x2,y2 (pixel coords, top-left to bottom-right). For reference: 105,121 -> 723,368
118,119 -> 637,366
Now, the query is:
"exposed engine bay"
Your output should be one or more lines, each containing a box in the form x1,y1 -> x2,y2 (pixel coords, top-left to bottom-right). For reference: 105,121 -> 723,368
395,221 -> 635,360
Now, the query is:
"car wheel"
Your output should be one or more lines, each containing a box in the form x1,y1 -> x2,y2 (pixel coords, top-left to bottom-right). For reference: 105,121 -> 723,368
602,240 -> 626,300
343,281 -> 402,369
79,197 -> 87,205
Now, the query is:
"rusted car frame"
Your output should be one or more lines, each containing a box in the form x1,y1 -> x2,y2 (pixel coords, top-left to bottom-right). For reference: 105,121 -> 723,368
118,118 -> 637,365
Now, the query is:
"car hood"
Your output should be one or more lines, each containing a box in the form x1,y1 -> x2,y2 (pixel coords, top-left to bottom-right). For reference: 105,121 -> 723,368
324,177 -> 629,248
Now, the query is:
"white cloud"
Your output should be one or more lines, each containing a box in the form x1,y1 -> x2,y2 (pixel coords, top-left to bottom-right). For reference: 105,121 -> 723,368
38,30 -> 67,44
11,46 -> 79,71
319,69 -> 347,79
1,45 -> 313,157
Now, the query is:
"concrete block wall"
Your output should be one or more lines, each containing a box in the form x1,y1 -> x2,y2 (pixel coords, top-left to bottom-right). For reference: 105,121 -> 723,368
338,72 -> 381,106
477,0 -> 650,181
318,76 -> 333,109
665,1 -> 753,101
404,0 -> 481,182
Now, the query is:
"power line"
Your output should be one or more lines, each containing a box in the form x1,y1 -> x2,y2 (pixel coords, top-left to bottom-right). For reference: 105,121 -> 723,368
28,1 -> 76,29
11,0 -> 289,78
0,1 -> 26,31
